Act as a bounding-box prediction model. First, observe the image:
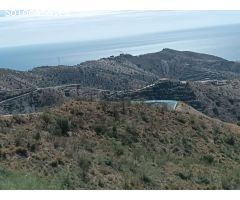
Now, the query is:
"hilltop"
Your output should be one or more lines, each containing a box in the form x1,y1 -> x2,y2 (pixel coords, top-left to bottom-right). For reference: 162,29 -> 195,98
0,100 -> 240,189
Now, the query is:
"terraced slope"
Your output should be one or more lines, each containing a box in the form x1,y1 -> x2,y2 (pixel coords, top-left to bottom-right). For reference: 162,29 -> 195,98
109,79 -> 240,123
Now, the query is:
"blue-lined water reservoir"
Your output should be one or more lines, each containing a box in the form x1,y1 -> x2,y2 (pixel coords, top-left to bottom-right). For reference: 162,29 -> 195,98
131,100 -> 178,111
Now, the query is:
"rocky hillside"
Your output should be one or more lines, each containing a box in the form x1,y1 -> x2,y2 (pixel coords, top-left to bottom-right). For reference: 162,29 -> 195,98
1,48 -> 240,91
0,85 -> 110,115
109,79 -> 240,123
0,100 -> 240,189
1,49 -> 240,120
113,48 -> 240,81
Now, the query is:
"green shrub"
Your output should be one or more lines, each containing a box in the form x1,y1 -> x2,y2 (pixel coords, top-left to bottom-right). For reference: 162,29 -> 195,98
141,174 -> 152,184
121,100 -> 126,114
225,136 -> 235,146
182,138 -> 193,154
98,179 -> 104,188
113,107 -> 120,121
212,107 -> 219,116
177,117 -> 186,124
33,132 -> 41,140
56,117 -> 71,136
121,125 -> 138,145
78,156 -> 91,172
61,176 -> 74,189
195,177 -> 210,185
111,124 -> 117,138
140,112 -> 149,122
94,124 -> 107,135
12,115 -> 25,124
111,140 -> 124,156
176,172 -> 191,180
70,108 -> 84,116
104,159 -> 113,167
77,154 -> 92,181
201,155 -> 214,164
115,147 -> 124,156
41,111 -> 54,124
15,147 -> 28,157
228,99 -> 234,105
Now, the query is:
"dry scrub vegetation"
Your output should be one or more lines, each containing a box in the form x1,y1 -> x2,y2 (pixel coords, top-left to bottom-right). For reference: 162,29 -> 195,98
0,100 -> 240,189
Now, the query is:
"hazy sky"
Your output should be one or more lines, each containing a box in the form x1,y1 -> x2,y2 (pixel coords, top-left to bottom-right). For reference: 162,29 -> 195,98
1,11 -> 240,48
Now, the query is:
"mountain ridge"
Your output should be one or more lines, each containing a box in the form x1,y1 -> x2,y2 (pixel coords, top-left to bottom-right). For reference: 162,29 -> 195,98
1,49 -> 240,123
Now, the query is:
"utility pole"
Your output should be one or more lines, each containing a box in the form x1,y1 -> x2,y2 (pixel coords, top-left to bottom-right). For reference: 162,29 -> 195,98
57,57 -> 61,66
